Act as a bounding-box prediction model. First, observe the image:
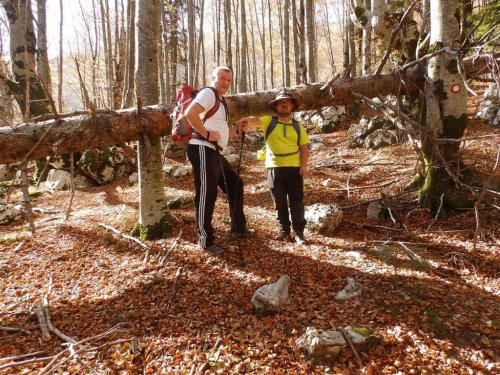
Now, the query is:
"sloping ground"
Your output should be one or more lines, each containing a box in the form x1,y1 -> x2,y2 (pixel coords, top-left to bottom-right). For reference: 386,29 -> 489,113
1,102 -> 499,374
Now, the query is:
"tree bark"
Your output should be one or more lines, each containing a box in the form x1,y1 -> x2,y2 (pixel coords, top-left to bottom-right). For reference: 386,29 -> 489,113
0,55 -> 495,165
134,0 -> 172,240
419,0 -> 470,215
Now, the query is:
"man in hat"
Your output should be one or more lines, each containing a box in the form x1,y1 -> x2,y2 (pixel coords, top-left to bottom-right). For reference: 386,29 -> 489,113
238,90 -> 310,245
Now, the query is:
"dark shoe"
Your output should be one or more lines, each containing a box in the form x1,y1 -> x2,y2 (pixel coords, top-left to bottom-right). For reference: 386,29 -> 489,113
230,228 -> 255,240
274,231 -> 290,241
293,232 -> 307,245
205,244 -> 226,255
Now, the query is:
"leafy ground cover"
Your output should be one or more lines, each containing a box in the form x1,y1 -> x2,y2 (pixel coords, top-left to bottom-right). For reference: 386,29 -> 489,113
1,100 -> 499,374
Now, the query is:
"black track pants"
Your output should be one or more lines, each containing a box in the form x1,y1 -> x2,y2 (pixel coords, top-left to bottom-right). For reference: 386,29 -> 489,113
187,144 -> 246,248
267,167 -> 306,234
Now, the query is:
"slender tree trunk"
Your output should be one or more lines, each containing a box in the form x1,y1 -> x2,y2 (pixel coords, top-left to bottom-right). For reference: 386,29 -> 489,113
58,0 -> 64,112
304,0 -> 316,82
298,0 -> 307,83
187,0 -> 195,85
36,0 -> 51,91
194,0 -> 205,88
225,0 -> 233,89
283,0 -> 291,87
1,0 -> 50,117
267,0 -> 274,87
419,0 -> 469,215
122,0 -> 135,108
291,0 -> 301,85
361,0 -> 372,74
239,0 -> 248,92
134,0 -> 172,240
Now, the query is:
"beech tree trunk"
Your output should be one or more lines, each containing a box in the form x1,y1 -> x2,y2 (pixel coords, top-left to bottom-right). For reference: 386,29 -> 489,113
419,0 -> 470,216
0,55 -> 494,165
133,0 -> 172,240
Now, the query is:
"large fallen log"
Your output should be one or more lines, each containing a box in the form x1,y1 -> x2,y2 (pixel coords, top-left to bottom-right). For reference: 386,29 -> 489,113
0,55 -> 495,164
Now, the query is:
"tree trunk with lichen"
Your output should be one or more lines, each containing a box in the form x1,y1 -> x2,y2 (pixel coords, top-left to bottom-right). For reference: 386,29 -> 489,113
416,0 -> 471,217
0,0 -> 50,118
131,0 -> 173,240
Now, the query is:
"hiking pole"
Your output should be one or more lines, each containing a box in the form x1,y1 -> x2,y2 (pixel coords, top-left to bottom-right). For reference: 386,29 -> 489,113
213,142 -> 245,267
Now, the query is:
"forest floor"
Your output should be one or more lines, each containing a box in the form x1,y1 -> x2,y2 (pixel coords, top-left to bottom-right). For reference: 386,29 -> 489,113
1,98 -> 500,374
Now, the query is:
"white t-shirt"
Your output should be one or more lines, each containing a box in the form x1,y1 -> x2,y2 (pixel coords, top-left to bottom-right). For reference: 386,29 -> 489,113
188,87 -> 228,150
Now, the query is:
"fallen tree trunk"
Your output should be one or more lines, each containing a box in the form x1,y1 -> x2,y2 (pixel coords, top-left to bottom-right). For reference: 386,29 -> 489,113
0,55 -> 495,164
1,106 -> 174,164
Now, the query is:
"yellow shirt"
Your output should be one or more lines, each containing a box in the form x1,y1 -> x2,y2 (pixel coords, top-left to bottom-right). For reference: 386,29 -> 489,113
258,116 -> 310,168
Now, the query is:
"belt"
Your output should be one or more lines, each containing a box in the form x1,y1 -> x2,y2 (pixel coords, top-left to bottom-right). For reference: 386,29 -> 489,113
269,150 -> 299,157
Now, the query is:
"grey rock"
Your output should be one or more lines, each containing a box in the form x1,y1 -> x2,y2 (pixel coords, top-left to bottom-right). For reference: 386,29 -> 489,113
335,277 -> 363,301
305,203 -> 343,234
251,275 -> 291,316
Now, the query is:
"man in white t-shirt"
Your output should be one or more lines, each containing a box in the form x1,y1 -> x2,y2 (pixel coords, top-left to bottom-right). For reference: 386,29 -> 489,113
185,66 -> 253,255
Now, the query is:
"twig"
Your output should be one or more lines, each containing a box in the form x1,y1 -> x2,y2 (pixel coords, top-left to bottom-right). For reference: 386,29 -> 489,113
65,152 -> 75,220
0,356 -> 55,370
39,324 -> 127,375
142,244 -> 154,264
471,148 -> 500,257
0,351 -> 46,363
20,161 -> 35,233
358,223 -> 405,232
98,223 -> 148,248
331,179 -> 399,192
160,230 -> 183,265
14,239 -> 26,252
381,193 -> 408,232
168,268 -> 182,308
0,325 -> 32,335
197,338 -> 223,375
395,242 -> 421,261
375,3 -> 415,75
36,302 -> 50,340
339,327 -> 363,366
43,277 -> 78,345
166,314 -> 202,324
426,193 -> 444,231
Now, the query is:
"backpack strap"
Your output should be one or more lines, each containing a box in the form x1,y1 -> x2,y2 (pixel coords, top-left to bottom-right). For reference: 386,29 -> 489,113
191,87 -> 227,140
265,116 -> 301,145
202,86 -> 227,122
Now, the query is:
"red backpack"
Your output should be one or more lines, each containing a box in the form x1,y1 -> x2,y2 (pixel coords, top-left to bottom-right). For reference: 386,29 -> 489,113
171,84 -> 225,143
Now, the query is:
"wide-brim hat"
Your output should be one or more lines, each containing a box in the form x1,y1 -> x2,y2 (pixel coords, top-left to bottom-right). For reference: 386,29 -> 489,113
269,90 -> 299,110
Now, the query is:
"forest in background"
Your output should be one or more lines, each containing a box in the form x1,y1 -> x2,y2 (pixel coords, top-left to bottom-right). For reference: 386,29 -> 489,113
1,0 -> 344,117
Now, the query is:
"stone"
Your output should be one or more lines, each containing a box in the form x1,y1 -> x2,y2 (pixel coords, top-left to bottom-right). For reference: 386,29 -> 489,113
322,179 -> 336,188
74,174 -> 98,189
129,172 -> 139,184
305,203 -> 343,234
335,277 -> 363,301
167,196 -> 194,209
303,327 -> 344,365
163,165 -> 191,178
302,326 -> 381,365
45,169 -> 72,190
0,204 -> 25,225
310,106 -> 346,134
224,154 -> 240,168
367,201 -> 388,220
251,275 -> 291,316
78,146 -> 133,185
349,116 -> 402,149
0,164 -> 16,182
165,141 -> 188,159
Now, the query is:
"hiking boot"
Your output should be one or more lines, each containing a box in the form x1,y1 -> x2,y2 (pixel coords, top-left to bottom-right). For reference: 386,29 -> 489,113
293,232 -> 307,245
230,228 -> 255,240
274,231 -> 290,241
204,244 -> 226,255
